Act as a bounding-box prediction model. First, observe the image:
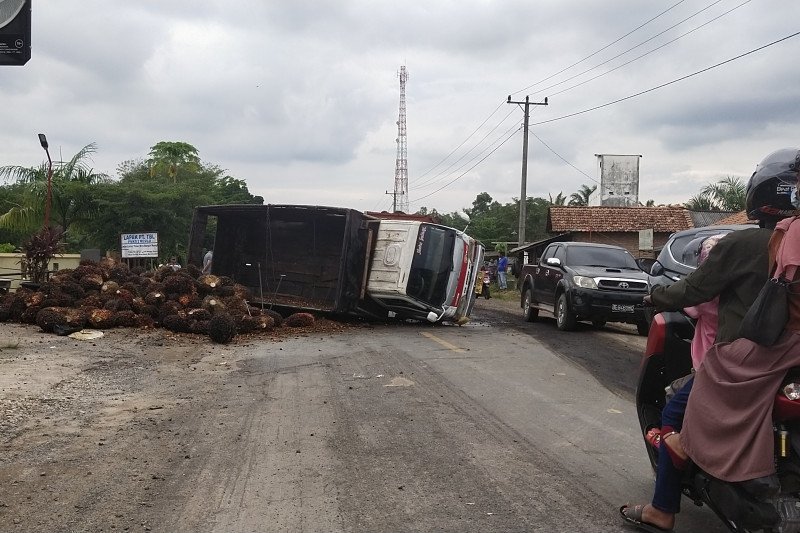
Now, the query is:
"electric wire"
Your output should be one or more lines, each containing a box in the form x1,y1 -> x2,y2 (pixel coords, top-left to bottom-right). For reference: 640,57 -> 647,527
531,30 -> 800,127
536,0 -> 749,98
510,0 -> 688,96
410,100 -> 507,183
410,106 -> 518,190
408,28 -> 796,206
409,0 -> 716,200
412,126 -> 522,203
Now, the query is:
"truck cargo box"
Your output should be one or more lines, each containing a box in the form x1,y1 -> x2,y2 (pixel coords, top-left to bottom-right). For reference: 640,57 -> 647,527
188,204 -> 379,316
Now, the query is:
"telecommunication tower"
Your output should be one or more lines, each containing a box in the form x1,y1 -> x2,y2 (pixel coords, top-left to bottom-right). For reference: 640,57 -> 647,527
392,66 -> 409,213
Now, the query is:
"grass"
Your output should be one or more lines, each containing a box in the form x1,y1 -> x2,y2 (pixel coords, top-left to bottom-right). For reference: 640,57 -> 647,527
486,286 -> 519,302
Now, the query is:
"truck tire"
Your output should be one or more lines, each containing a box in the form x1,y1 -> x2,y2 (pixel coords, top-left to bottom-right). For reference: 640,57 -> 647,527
637,320 -> 650,337
556,293 -> 577,331
523,288 -> 539,322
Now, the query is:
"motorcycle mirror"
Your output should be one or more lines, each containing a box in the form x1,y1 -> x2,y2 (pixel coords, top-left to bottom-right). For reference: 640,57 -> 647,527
636,257 -> 657,273
649,260 -> 665,276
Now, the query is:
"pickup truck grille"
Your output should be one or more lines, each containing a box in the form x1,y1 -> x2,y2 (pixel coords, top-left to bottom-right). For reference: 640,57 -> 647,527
596,277 -> 648,291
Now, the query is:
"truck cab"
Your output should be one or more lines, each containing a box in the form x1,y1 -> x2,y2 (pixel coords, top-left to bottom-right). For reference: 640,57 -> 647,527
367,220 -> 484,323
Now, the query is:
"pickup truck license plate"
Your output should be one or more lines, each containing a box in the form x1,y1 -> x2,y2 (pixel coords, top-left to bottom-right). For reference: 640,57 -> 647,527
612,304 -> 635,313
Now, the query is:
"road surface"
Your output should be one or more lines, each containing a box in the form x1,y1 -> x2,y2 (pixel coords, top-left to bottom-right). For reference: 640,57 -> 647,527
0,297 -> 724,532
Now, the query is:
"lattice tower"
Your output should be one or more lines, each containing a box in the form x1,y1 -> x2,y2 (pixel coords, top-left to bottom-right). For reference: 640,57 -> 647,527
393,66 -> 409,213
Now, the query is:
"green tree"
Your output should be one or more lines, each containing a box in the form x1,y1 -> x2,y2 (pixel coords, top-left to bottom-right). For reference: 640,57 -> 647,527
685,194 -> 716,211
147,141 -> 201,183
470,192 -> 494,217
548,192 -> 567,206
88,143 -> 262,260
0,143 -> 108,250
700,176 -> 746,211
568,184 -> 597,206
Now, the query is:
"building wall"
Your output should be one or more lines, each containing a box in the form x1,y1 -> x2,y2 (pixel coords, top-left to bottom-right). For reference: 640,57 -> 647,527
569,231 -> 671,258
0,253 -> 82,291
593,154 -> 641,207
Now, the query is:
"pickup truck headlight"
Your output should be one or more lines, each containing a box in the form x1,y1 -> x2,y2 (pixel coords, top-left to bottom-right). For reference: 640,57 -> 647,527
573,275 -> 598,289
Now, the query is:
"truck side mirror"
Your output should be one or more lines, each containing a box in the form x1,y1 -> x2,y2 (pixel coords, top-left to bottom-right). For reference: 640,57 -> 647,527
545,257 -> 561,267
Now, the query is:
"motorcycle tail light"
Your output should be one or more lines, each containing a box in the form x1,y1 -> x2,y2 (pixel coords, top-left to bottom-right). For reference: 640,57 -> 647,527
783,382 -> 800,401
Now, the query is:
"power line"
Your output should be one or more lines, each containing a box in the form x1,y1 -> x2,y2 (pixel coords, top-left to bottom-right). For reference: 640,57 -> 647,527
533,0 -> 744,98
412,126 -> 522,203
410,106 -> 518,190
531,30 -> 800,127
510,0 -> 688,96
410,100 -> 506,183
409,2 -> 695,198
549,0 -> 753,98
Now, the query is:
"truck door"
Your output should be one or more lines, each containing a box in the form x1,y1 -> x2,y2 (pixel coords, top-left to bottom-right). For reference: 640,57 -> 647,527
534,244 -> 558,305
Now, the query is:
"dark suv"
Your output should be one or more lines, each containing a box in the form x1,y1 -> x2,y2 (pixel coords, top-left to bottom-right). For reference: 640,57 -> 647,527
519,242 -> 651,335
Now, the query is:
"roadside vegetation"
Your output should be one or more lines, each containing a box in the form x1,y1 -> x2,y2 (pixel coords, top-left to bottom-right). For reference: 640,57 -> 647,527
0,141 -> 262,261
0,140 -> 746,261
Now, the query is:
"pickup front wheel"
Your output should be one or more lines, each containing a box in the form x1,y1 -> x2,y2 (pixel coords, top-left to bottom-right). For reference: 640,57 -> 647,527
556,293 -> 577,331
523,288 -> 539,322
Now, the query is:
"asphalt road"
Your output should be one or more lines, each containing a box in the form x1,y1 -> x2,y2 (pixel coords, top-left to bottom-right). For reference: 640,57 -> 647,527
0,298 -> 727,532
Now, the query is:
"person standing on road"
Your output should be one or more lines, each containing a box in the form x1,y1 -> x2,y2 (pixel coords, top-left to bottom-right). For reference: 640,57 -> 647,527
497,251 -> 508,290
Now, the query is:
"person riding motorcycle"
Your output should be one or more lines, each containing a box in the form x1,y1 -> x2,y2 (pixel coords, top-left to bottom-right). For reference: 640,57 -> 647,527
621,148 -> 800,532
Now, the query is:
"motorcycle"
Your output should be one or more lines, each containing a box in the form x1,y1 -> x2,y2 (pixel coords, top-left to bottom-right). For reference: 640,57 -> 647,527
636,309 -> 800,532
475,271 -> 491,299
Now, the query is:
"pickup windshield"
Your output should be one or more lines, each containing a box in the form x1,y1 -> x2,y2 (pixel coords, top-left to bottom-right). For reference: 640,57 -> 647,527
566,246 -> 638,269
408,224 -> 456,307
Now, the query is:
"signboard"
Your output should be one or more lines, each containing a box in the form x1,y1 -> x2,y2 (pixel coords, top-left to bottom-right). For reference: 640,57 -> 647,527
120,232 -> 159,258
638,228 -> 654,251
0,0 -> 31,66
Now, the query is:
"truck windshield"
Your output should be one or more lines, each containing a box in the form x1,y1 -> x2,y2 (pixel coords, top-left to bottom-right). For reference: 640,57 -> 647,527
567,246 -> 638,269
408,224 -> 456,307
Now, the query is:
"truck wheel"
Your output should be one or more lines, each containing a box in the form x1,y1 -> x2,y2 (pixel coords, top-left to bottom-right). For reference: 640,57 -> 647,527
556,293 -> 577,331
637,320 -> 650,337
523,288 -> 539,322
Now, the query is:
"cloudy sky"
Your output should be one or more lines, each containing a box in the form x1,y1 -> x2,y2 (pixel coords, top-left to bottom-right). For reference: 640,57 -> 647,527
2,0 -> 799,215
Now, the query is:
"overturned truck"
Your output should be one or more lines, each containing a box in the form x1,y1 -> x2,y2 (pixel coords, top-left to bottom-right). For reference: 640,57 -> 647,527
187,205 -> 485,324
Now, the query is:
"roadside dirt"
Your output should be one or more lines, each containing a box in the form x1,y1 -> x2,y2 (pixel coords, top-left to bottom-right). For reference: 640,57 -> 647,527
0,318 -> 357,532
0,295 -> 640,532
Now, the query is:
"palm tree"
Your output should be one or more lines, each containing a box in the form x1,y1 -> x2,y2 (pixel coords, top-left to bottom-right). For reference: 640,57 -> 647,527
685,194 -> 717,211
568,184 -> 597,206
0,143 -> 109,235
548,192 -> 567,206
700,176 -> 746,211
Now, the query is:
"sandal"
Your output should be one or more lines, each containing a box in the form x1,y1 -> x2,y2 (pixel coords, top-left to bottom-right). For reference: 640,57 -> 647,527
660,427 -> 688,470
645,427 -> 661,449
619,504 -> 674,533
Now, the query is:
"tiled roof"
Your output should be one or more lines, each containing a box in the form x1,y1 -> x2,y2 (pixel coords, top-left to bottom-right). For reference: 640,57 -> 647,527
689,211 -> 739,227
711,210 -> 756,225
548,206 -> 693,233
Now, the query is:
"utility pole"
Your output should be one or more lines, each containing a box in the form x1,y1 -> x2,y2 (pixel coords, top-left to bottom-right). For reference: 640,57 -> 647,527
385,189 -> 398,212
507,95 -> 547,249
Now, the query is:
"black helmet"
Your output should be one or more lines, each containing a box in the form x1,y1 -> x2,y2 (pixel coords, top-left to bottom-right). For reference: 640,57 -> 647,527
745,148 -> 800,221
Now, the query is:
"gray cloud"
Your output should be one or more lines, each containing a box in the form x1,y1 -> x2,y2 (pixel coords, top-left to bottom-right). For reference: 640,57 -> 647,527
1,0 -> 798,214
